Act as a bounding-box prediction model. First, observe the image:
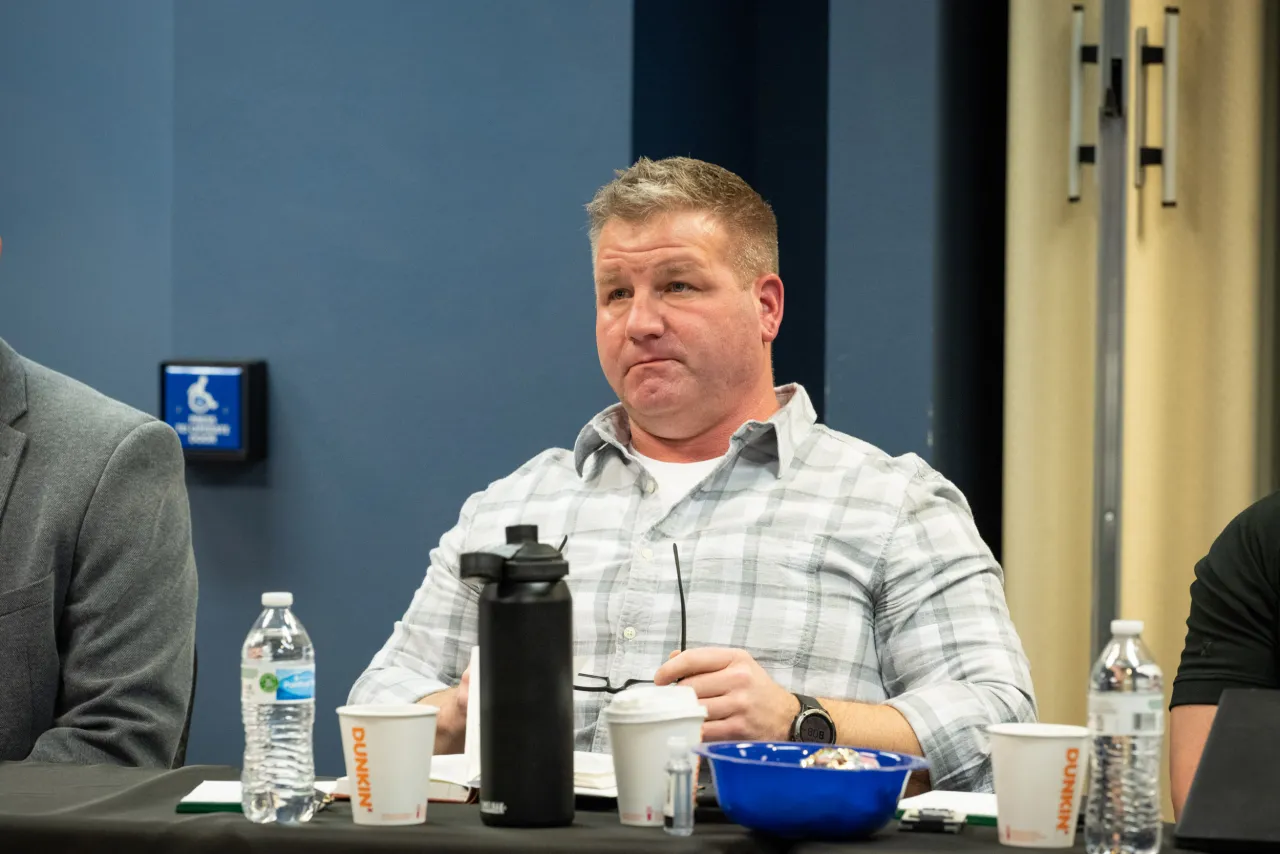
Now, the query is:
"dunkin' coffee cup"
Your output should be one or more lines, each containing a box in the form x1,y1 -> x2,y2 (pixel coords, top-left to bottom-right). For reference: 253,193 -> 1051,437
987,722 -> 1092,848
337,704 -> 438,826
602,685 -> 707,827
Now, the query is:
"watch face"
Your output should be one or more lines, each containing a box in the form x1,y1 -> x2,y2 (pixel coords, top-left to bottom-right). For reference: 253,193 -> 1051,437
796,710 -> 835,744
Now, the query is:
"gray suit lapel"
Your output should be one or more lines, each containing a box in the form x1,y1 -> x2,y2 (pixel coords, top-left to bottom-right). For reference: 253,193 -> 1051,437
0,425 -> 24,520
0,338 -> 29,520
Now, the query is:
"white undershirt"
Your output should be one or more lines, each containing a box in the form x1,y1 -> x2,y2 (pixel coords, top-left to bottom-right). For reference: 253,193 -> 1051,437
629,446 -> 724,516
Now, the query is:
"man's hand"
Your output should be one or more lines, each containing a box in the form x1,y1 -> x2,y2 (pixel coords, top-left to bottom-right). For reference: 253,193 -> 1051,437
654,648 -> 798,742
419,665 -> 470,754
656,648 -> 931,793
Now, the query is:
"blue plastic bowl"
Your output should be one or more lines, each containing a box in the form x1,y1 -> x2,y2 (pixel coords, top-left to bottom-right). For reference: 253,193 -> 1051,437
693,741 -> 929,839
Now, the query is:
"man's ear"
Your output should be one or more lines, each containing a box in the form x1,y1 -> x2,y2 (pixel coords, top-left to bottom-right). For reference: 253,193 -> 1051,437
756,273 -> 784,343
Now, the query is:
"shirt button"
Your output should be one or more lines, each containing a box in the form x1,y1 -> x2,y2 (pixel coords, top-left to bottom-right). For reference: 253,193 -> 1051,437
622,626 -> 637,640
643,481 -> 656,495
641,547 -> 653,561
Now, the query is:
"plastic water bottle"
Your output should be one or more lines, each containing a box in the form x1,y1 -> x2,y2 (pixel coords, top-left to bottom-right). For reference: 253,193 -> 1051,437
1085,619 -> 1164,854
241,592 -> 317,823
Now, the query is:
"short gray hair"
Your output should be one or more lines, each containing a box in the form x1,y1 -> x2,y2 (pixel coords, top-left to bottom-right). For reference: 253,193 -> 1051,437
586,157 -> 778,282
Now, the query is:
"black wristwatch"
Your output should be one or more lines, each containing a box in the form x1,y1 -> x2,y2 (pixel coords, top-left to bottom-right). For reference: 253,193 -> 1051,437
790,693 -> 837,744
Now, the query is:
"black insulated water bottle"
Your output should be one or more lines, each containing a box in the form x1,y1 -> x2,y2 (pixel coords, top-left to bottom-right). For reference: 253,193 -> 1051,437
460,524 -> 573,827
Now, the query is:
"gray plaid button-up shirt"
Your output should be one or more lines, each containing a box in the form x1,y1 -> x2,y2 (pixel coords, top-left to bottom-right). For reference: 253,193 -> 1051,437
350,385 -> 1036,791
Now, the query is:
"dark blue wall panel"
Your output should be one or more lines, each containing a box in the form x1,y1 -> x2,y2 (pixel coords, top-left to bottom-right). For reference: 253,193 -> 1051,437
825,1 -> 940,459
632,0 -> 828,418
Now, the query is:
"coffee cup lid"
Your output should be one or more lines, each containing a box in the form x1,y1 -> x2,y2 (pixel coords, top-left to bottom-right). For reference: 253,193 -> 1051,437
601,684 -> 707,723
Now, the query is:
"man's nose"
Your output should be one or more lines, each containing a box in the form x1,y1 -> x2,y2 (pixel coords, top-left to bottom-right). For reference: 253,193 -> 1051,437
624,291 -> 664,341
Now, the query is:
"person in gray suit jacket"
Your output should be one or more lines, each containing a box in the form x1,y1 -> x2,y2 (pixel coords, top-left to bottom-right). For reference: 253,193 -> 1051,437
0,327 -> 198,766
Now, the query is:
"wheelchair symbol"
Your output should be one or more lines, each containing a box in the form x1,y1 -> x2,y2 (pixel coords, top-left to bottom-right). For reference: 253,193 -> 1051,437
187,375 -> 220,415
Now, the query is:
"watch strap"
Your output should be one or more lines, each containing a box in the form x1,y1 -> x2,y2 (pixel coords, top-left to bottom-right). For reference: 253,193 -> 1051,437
794,693 -> 824,714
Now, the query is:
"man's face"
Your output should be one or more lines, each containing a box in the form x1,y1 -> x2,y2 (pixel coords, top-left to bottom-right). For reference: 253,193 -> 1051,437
593,210 -> 778,438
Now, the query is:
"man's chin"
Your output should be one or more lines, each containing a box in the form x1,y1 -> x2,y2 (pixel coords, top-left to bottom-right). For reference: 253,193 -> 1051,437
621,383 -> 689,420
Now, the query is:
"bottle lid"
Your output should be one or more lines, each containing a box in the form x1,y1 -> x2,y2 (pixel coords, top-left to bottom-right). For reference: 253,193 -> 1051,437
667,735 -> 689,760
459,524 -> 569,584
1111,619 -> 1143,636
506,524 -> 539,544
262,592 -> 293,608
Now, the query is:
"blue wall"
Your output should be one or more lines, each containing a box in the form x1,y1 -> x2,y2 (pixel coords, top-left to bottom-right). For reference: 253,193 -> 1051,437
3,0 -> 630,774
172,0 -> 629,775
825,1 -> 941,459
0,0 -> 173,408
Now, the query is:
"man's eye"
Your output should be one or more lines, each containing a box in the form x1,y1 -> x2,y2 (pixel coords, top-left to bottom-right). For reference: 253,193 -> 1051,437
608,288 -> 630,302
668,281 -> 692,293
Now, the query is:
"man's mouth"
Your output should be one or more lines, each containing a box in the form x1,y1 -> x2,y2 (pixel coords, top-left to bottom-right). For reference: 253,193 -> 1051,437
628,357 -> 676,371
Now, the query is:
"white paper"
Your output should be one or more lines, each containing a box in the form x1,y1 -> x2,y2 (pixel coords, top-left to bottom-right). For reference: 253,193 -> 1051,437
180,779 -> 337,805
898,790 -> 998,819
573,751 -> 616,790
431,752 -> 480,788
572,750 -> 617,798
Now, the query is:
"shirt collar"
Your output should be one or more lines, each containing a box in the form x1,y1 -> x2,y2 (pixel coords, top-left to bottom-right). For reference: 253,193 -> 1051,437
573,383 -> 817,479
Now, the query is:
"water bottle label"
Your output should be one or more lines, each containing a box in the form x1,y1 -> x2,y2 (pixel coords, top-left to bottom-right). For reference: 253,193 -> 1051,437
277,668 -> 316,701
242,663 -> 315,704
1089,691 -> 1164,736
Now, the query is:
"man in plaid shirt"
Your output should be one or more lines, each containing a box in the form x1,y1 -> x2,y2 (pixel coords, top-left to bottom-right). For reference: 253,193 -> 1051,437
350,157 -> 1035,792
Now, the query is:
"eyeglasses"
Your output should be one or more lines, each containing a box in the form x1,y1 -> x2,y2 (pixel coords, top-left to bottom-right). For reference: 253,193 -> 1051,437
574,543 -> 687,693
572,674 -> 655,694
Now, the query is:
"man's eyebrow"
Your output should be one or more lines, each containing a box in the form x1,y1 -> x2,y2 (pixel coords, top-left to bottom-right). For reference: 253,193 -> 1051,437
651,261 -> 701,278
596,268 -> 623,289
595,259 -> 704,289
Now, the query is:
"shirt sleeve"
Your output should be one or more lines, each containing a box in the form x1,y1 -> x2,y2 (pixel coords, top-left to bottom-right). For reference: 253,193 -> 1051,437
348,492 -> 482,705
1171,495 -> 1280,708
878,467 -> 1037,792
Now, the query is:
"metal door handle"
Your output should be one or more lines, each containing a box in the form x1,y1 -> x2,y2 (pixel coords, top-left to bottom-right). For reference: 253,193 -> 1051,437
1069,4 -> 1099,202
1134,8 -> 1179,206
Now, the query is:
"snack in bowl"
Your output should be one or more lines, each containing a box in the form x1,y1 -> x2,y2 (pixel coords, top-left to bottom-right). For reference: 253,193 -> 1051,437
798,747 -> 883,771
694,741 -> 928,839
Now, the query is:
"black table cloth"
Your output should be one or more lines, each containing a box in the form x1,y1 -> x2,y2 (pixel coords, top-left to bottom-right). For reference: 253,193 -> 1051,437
0,762 -> 1190,854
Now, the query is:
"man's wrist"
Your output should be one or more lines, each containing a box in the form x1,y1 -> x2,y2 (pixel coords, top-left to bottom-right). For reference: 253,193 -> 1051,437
781,693 -> 802,739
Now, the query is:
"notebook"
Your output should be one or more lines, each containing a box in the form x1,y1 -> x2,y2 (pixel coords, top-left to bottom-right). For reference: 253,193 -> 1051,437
896,790 -> 998,827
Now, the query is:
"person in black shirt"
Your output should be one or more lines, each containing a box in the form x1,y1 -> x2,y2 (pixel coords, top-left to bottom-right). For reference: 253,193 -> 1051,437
1170,490 -> 1280,817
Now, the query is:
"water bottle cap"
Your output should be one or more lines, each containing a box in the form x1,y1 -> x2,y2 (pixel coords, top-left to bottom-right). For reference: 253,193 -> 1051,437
1111,619 -> 1143,636
262,592 -> 293,608
667,735 -> 689,759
